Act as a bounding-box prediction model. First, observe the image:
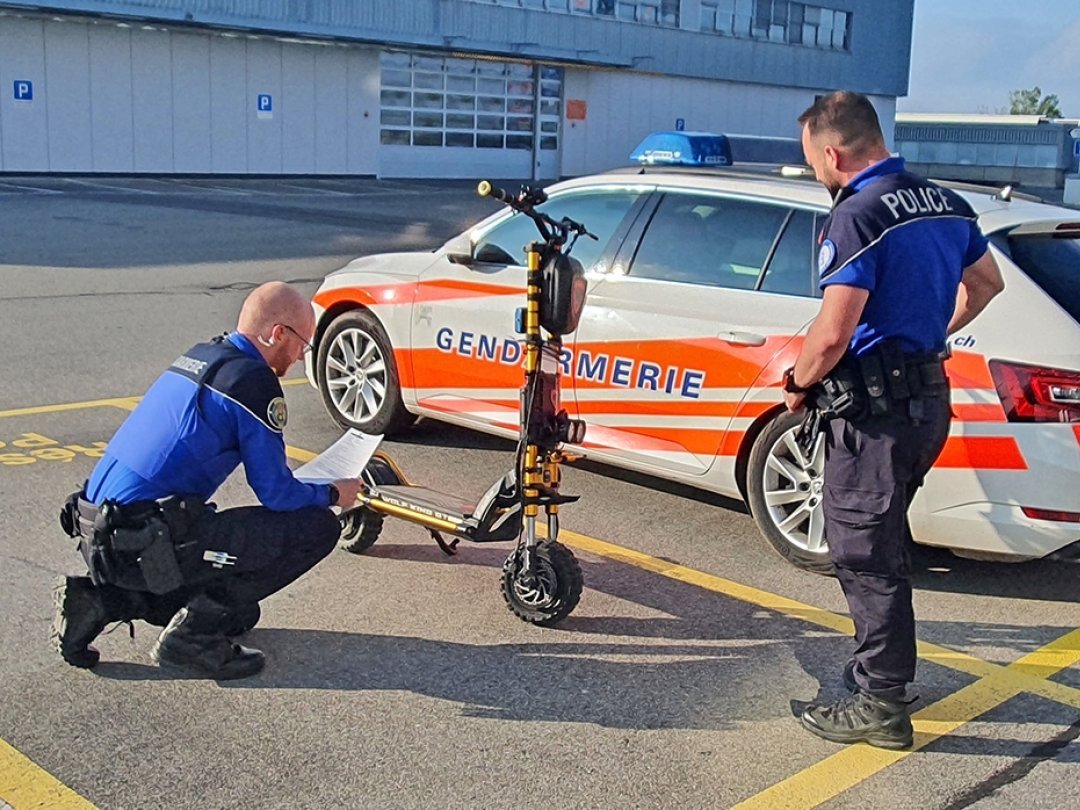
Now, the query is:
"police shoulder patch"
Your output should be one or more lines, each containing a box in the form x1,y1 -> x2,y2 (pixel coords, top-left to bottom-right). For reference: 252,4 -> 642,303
267,397 -> 288,431
818,239 -> 837,274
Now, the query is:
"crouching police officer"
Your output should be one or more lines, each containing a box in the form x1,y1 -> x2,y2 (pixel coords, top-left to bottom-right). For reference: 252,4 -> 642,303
784,92 -> 1004,748
53,281 -> 363,680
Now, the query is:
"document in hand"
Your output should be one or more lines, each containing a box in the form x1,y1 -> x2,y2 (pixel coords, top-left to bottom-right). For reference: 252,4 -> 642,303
293,429 -> 383,484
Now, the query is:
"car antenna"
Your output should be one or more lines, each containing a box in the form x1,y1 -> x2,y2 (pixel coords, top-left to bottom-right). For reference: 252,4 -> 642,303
993,184 -> 1014,202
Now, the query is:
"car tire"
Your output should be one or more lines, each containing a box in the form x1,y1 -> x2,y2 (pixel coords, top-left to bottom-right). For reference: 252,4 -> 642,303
746,410 -> 834,575
317,309 -> 415,435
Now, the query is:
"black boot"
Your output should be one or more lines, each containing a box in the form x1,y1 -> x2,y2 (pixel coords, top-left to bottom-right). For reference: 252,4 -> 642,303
51,576 -> 109,668
222,603 -> 261,638
150,595 -> 264,680
800,691 -> 914,750
842,659 -> 857,693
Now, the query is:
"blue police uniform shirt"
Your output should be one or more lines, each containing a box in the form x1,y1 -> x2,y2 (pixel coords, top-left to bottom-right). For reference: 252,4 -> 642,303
817,156 -> 989,356
86,332 -> 332,510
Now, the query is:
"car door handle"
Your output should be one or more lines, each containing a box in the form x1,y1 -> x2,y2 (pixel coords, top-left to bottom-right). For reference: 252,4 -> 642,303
718,331 -> 767,347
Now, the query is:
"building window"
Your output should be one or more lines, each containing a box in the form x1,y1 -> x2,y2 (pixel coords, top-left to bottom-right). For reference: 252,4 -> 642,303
701,0 -> 851,51
379,52 -> 562,151
463,0 -> 678,27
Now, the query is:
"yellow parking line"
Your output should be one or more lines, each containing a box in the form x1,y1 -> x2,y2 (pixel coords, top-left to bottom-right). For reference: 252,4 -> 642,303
0,377 -> 307,421
0,737 -> 97,809
560,530 -> 1080,708
285,445 -> 318,463
732,629 -> 1080,810
0,397 -> 141,419
556,529 -> 1080,808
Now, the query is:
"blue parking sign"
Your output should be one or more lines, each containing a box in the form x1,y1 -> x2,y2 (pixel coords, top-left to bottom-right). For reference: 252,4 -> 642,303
257,94 -> 272,112
13,80 -> 32,101
675,118 -> 685,131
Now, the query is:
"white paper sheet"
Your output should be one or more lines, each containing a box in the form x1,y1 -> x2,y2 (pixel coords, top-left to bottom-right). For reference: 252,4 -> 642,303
294,429 -> 383,484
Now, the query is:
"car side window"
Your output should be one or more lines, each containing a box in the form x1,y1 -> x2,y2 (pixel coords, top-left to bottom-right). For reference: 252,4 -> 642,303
473,190 -> 642,270
758,210 -> 818,297
629,193 -> 788,289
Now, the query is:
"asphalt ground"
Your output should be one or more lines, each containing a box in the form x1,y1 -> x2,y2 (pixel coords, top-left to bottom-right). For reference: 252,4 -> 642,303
0,176 -> 1077,810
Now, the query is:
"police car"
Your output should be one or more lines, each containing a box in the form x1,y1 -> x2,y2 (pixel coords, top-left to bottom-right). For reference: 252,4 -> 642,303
306,153 -> 1080,572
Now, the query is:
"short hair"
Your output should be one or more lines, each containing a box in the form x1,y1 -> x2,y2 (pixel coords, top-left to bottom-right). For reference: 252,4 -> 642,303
798,91 -> 885,155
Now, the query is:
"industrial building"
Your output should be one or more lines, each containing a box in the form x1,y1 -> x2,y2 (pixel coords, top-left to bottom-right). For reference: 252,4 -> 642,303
0,1 -> 914,178
894,113 -> 1080,199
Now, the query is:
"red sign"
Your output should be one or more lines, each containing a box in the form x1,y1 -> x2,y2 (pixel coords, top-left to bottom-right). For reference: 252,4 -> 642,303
566,99 -> 587,121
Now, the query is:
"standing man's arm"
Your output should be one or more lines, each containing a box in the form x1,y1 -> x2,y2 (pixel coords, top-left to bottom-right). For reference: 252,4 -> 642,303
784,284 -> 869,412
948,250 -> 1005,335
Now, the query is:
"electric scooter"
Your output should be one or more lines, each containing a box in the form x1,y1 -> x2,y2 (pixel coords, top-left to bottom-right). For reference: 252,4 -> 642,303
336,181 -> 592,626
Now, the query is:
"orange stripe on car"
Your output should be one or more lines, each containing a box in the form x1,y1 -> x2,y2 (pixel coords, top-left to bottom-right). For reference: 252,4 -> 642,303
314,279 -> 517,313
945,350 -> 994,389
417,278 -> 522,300
573,400 -> 773,418
951,403 -> 1006,422
934,436 -> 1027,470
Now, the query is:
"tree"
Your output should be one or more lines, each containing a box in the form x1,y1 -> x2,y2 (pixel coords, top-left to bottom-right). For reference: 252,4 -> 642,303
1008,86 -> 1063,118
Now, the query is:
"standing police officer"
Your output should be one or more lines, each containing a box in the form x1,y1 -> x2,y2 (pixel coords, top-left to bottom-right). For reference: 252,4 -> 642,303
53,281 -> 364,680
784,92 -> 1004,748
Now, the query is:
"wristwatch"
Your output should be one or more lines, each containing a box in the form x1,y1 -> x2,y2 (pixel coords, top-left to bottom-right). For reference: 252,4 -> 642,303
782,366 -> 809,394
328,483 -> 340,506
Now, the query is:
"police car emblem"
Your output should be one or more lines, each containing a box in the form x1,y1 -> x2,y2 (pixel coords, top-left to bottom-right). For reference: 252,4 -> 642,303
267,397 -> 288,430
818,239 -> 837,273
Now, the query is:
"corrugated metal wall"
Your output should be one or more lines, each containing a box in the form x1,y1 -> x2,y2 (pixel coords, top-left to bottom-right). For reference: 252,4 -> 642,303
0,15 -> 379,173
6,0 -> 914,96
559,69 -> 896,176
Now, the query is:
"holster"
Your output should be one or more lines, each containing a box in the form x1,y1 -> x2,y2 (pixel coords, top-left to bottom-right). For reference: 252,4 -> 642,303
812,340 -> 947,424
807,359 -> 867,421
60,490 -> 191,595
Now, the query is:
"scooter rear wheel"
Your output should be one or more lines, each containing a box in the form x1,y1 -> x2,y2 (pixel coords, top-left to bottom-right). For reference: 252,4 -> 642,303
501,541 -> 582,626
338,507 -> 384,554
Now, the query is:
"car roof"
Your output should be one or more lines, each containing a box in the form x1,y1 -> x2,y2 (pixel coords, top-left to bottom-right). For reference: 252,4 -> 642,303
548,166 -> 1079,233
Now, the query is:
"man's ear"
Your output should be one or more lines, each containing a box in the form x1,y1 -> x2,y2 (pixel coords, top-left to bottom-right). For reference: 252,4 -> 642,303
822,143 -> 841,172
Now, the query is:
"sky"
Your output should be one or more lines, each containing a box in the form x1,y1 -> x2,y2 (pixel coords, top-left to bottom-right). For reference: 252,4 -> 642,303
900,0 -> 1080,118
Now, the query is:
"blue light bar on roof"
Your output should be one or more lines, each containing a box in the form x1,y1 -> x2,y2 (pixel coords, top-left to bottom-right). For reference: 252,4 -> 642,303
629,131 -> 733,167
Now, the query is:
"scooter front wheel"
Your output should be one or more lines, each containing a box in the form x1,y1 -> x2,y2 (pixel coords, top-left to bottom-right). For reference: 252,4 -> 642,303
500,541 -> 583,626
338,507 -> 384,554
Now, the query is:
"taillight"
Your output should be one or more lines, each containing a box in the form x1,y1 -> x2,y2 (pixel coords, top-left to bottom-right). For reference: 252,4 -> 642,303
1021,506 -> 1080,523
988,360 -> 1080,423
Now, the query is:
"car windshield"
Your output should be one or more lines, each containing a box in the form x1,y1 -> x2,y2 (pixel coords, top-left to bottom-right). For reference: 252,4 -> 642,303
1005,231 -> 1080,323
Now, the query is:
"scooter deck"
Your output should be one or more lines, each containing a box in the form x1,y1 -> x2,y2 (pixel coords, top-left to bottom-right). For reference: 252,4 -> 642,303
374,484 -> 477,524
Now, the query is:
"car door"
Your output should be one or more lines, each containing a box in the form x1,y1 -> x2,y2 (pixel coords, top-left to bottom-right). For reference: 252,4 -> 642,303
409,186 -> 648,432
571,189 -> 821,476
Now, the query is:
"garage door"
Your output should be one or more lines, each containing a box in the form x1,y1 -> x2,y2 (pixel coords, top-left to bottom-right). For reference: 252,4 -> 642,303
378,51 -> 562,180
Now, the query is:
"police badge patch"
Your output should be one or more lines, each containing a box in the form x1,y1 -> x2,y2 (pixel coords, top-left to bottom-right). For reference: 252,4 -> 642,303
818,239 -> 837,274
267,397 -> 288,430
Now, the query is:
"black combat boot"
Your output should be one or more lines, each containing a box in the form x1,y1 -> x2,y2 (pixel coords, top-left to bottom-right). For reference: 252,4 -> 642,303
222,603 -> 261,638
150,595 -> 264,680
842,659 -> 857,693
51,576 -> 145,668
51,576 -> 110,668
800,691 -> 914,750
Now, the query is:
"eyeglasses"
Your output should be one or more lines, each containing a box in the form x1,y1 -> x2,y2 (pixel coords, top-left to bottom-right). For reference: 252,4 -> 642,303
278,323 -> 314,353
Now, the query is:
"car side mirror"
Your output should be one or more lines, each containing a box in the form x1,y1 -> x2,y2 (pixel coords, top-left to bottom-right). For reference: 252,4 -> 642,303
444,233 -> 474,266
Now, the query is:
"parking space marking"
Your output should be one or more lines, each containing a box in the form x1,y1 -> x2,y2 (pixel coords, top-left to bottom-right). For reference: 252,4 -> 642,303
0,397 -> 140,420
0,737 -> 97,809
4,401 -> 1073,809
733,629 -> 1080,810
0,181 -> 62,195
0,381 -> 306,421
555,529 -> 1080,808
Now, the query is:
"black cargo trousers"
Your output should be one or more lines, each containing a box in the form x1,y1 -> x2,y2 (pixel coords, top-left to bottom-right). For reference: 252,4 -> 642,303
146,503 -> 341,623
822,391 -> 952,701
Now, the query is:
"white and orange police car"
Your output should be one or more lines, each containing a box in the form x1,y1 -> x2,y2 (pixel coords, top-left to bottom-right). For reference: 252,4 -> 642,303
306,159 -> 1080,572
